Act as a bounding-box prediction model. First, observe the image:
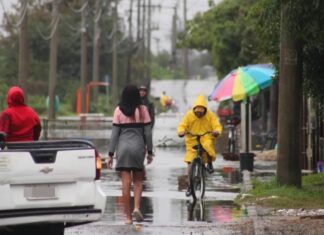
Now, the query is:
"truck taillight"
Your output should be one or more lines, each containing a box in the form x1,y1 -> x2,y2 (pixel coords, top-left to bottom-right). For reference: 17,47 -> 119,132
95,150 -> 102,180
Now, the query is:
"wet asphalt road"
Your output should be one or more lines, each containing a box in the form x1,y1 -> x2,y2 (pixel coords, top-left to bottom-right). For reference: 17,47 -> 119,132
65,147 -> 248,235
64,114 -> 277,234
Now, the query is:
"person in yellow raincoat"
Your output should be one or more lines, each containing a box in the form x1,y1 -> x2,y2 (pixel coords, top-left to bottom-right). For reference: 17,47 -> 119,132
160,91 -> 172,110
177,94 -> 222,196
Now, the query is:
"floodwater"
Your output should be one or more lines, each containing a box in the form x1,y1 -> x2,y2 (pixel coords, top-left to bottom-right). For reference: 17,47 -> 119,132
61,114 -> 276,233
99,147 -> 244,225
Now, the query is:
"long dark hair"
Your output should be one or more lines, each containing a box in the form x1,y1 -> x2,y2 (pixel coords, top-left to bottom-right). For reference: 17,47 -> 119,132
119,85 -> 142,117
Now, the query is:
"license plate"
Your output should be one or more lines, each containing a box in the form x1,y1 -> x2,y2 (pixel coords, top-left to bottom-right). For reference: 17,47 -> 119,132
24,184 -> 57,200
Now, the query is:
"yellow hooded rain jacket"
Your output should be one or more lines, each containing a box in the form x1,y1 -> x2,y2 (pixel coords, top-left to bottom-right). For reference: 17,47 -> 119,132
177,94 -> 222,163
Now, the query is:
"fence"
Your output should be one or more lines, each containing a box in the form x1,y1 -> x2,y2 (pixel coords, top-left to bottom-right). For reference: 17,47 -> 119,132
41,116 -> 113,140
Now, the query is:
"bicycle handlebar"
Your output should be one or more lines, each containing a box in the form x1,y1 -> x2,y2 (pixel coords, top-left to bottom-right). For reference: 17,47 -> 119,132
185,131 -> 212,137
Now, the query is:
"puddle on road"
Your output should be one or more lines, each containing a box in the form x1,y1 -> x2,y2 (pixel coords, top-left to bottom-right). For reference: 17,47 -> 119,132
100,147 -> 249,224
99,147 -> 276,225
102,196 -> 244,224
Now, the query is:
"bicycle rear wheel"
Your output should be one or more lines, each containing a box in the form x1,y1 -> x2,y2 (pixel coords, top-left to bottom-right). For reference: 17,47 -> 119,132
190,158 -> 206,200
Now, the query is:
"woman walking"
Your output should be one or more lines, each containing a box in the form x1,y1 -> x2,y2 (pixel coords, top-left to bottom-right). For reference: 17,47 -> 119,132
107,85 -> 154,224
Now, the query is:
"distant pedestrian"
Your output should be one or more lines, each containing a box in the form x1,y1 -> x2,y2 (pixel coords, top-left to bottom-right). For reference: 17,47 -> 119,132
139,85 -> 155,128
0,86 -> 42,142
160,91 -> 172,110
107,84 -> 154,224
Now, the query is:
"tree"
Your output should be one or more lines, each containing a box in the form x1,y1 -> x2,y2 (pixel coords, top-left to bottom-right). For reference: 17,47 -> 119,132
277,0 -> 303,187
178,0 -> 263,78
0,1 -> 126,115
181,0 -> 324,187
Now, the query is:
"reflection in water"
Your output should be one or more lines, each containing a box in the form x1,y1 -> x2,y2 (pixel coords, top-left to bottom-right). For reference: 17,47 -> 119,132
103,196 -> 153,223
221,166 -> 242,184
101,148 -> 245,225
187,200 -> 205,221
211,205 -> 235,223
208,201 -> 242,223
103,196 -> 243,224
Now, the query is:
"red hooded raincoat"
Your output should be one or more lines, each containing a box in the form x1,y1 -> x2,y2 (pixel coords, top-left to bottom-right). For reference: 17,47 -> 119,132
0,86 -> 41,142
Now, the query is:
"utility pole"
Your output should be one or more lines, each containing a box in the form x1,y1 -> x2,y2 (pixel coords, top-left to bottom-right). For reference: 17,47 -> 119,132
171,6 -> 178,78
142,0 -> 147,82
137,0 -> 141,42
126,0 -> 134,84
154,37 -> 160,54
182,0 -> 189,79
146,0 -> 151,87
112,0 -> 118,106
18,0 -> 28,97
48,0 -> 59,119
80,0 -> 88,114
92,0 -> 102,112
277,0 -> 303,187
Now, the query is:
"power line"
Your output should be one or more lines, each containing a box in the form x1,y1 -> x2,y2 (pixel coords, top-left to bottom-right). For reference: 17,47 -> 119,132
63,0 -> 89,14
36,11 -> 61,40
60,15 -> 80,34
0,0 -> 28,29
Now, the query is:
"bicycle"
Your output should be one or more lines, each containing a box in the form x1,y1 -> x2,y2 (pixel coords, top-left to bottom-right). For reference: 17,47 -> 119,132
185,131 -> 212,200
225,116 -> 240,154
187,199 -> 205,221
222,116 -> 240,161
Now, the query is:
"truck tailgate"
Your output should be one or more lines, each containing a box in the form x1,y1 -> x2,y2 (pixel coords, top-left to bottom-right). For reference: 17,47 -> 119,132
0,143 -> 99,210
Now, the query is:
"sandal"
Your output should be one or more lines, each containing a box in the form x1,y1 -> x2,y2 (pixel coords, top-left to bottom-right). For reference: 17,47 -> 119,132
132,210 -> 144,222
125,219 -> 133,225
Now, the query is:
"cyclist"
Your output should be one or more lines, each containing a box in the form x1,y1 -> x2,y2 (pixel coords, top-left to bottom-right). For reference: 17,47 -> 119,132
160,91 -> 172,111
177,94 -> 222,196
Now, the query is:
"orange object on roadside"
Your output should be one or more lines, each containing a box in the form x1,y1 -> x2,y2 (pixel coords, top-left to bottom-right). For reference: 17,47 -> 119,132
223,166 -> 234,174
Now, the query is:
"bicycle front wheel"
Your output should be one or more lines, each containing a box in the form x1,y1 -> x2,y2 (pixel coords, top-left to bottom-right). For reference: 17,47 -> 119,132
190,158 -> 206,200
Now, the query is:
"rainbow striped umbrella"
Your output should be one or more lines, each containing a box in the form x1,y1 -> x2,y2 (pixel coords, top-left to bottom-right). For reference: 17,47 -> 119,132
209,64 -> 275,102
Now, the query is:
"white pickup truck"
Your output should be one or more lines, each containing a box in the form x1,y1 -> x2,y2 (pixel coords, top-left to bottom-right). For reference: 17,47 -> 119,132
0,134 -> 106,235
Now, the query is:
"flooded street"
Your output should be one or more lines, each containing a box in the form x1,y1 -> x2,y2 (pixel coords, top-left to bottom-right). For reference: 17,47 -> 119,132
100,148 -> 242,225
63,114 -> 276,234
66,147 -> 250,235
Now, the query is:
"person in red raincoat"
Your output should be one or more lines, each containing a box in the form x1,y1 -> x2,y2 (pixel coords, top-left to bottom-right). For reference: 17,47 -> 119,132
0,86 -> 41,142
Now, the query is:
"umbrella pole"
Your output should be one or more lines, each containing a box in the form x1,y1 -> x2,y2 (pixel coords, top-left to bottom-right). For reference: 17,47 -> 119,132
239,97 -> 254,171
240,98 -> 251,153
246,97 -> 250,153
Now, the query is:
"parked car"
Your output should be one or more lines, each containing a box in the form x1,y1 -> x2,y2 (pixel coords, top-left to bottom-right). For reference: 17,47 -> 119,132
0,133 -> 106,235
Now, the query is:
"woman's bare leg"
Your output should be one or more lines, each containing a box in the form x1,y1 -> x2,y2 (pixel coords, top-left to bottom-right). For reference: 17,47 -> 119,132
121,171 -> 132,222
133,171 -> 144,211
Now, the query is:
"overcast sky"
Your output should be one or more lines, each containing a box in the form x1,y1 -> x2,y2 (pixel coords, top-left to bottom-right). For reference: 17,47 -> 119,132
0,0 -> 221,53
118,0 -> 216,53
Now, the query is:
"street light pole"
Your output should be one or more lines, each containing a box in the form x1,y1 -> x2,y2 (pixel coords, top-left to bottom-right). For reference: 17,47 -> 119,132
48,0 -> 59,119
